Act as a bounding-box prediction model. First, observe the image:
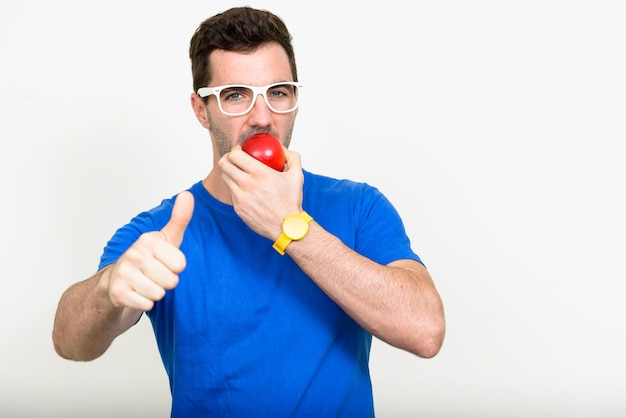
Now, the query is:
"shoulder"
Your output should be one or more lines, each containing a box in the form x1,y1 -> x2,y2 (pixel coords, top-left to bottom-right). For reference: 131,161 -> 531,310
117,181 -> 207,236
302,169 -> 396,227
303,170 -> 380,197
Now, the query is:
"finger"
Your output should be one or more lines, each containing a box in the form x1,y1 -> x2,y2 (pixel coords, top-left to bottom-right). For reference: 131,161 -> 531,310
219,150 -> 250,190
283,148 -> 298,164
108,264 -> 162,311
110,283 -> 157,312
140,250 -> 183,288
161,191 -> 194,247
110,247 -> 180,302
283,149 -> 302,172
227,147 -> 270,173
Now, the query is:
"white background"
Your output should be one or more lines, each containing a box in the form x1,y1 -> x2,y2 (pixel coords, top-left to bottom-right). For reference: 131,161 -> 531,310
1,1 -> 625,417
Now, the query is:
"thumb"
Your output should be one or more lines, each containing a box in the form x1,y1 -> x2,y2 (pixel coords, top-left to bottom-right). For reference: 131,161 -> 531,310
161,191 -> 194,247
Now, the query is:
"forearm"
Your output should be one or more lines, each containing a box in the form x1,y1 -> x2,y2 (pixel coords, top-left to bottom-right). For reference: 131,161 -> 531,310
52,266 -> 141,361
286,222 -> 445,358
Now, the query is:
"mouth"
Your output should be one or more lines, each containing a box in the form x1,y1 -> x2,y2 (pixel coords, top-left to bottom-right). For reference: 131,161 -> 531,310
240,131 -> 278,144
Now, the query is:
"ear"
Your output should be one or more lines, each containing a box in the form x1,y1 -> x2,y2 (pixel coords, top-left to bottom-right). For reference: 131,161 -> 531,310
191,93 -> 211,129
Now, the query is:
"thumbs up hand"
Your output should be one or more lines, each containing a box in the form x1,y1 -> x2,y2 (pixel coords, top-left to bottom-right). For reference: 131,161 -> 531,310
107,191 -> 195,311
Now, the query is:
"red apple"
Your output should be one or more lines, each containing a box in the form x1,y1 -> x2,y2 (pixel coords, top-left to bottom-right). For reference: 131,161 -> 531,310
241,133 -> 285,171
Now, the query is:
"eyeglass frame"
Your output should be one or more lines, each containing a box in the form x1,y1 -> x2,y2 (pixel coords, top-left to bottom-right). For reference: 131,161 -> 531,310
196,81 -> 302,116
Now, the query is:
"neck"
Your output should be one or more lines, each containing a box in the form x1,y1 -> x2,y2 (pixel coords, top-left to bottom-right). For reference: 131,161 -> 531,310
202,168 -> 233,205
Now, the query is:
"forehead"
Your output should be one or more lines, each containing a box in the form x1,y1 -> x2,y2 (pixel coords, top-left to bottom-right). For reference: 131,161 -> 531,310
209,43 -> 293,86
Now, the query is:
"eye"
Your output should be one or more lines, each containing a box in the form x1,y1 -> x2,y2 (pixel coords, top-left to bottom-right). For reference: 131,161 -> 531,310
268,85 -> 293,99
220,87 -> 250,102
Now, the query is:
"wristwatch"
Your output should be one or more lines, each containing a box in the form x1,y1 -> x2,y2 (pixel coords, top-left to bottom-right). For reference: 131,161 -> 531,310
272,211 -> 313,255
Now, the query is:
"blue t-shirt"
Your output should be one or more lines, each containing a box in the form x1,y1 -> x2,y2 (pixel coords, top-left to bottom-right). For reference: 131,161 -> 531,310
99,170 -> 421,417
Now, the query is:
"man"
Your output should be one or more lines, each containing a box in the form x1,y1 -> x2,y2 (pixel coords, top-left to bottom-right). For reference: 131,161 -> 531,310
53,6 -> 445,417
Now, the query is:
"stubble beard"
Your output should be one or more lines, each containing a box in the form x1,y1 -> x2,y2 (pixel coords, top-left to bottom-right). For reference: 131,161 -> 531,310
207,111 -> 296,158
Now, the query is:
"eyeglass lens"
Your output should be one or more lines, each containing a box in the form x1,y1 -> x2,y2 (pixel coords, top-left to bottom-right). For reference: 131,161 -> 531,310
219,84 -> 298,115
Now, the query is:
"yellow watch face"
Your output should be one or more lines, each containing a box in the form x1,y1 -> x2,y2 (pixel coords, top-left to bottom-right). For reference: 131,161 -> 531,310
283,215 -> 309,240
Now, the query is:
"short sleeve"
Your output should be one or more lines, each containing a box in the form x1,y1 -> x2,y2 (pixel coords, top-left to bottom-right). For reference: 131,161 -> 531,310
354,186 -> 422,266
98,199 -> 174,270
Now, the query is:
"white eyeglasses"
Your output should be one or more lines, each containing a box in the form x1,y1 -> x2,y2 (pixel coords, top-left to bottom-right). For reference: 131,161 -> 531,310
197,82 -> 302,116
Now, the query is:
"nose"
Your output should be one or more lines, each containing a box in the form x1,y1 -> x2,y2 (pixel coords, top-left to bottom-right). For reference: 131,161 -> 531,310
247,93 -> 273,126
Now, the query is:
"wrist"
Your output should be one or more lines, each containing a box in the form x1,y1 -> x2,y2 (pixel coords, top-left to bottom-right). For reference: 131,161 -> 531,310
272,211 -> 313,255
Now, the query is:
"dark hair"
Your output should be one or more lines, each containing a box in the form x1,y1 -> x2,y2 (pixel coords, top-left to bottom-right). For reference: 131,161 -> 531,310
189,7 -> 298,93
